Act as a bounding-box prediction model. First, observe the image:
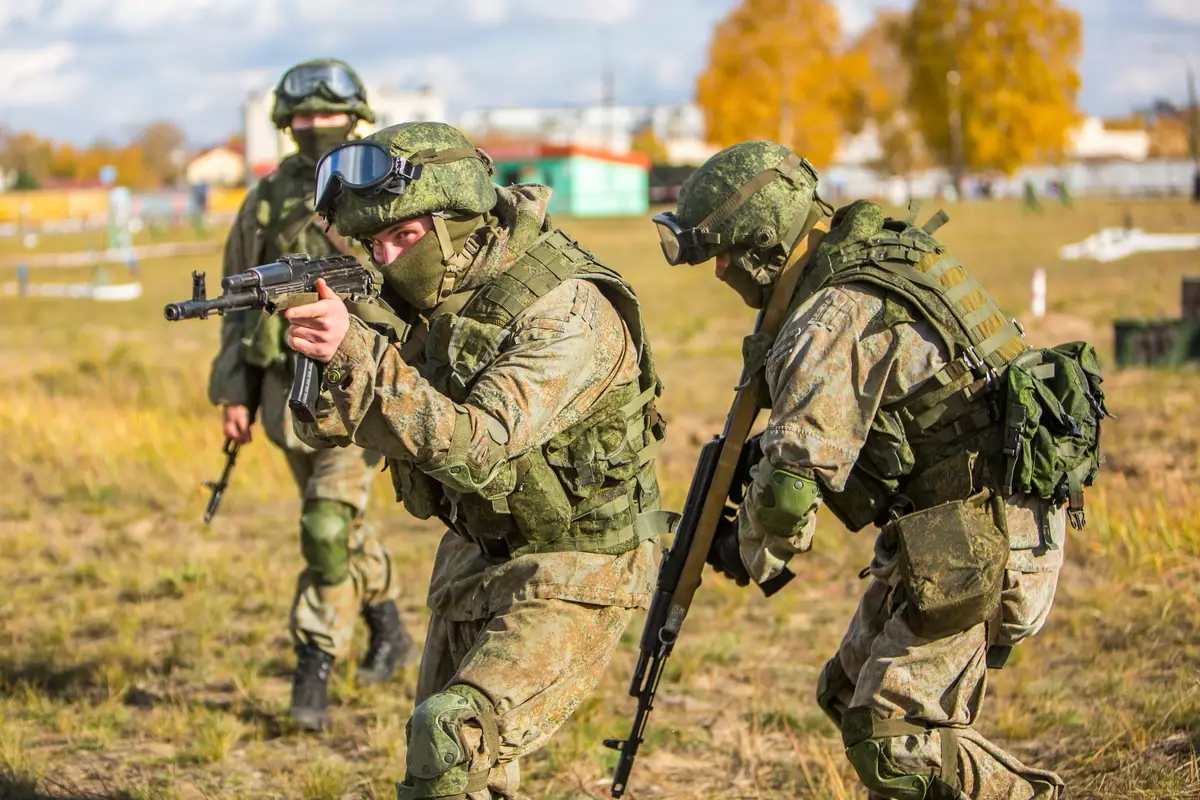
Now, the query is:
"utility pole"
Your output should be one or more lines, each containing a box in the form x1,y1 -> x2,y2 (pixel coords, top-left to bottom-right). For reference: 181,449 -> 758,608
1156,47 -> 1200,202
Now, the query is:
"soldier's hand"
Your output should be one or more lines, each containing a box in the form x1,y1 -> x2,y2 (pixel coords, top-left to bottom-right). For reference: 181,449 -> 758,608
285,278 -> 349,363
223,404 -> 253,444
706,509 -> 751,587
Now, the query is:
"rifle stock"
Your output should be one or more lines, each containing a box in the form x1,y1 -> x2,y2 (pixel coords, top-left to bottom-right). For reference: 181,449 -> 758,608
605,223 -> 827,797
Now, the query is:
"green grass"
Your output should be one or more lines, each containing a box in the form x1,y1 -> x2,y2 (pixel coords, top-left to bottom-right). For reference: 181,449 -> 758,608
0,198 -> 1197,798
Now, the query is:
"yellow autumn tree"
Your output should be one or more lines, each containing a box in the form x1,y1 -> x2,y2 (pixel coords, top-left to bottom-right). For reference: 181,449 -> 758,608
898,0 -> 1082,178
696,0 -> 860,168
630,125 -> 669,164
847,10 -> 930,180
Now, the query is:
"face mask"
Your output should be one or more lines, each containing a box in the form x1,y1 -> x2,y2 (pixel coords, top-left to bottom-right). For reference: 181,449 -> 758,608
721,251 -> 770,309
374,215 -> 484,311
292,122 -> 355,164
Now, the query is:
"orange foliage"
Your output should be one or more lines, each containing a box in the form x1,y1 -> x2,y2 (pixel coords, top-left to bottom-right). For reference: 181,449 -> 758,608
898,0 -> 1082,174
696,0 -> 862,168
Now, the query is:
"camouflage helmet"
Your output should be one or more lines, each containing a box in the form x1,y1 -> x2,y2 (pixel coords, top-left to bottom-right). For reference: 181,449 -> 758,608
329,121 -> 497,239
673,140 -> 822,264
271,59 -> 375,130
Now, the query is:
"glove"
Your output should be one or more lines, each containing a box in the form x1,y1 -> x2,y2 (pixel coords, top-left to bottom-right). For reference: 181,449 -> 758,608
728,433 -> 764,505
706,508 -> 751,587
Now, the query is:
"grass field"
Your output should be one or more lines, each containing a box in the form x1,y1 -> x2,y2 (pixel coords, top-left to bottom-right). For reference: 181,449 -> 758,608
0,197 -> 1198,799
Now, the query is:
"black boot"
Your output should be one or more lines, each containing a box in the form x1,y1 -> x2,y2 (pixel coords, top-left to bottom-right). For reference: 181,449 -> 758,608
357,600 -> 418,686
290,643 -> 335,731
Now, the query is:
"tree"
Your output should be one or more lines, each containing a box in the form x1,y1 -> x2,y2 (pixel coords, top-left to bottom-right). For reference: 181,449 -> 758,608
846,10 -> 930,181
630,125 -> 669,164
135,120 -> 187,187
696,0 -> 861,168
898,0 -> 1082,181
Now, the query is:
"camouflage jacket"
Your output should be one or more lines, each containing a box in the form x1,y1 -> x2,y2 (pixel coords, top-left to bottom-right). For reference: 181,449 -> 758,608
737,283 -> 1064,583
207,153 -> 367,413
302,185 -> 658,620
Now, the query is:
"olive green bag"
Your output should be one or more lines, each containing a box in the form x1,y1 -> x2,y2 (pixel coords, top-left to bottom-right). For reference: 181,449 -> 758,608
892,491 -> 1008,639
1000,342 -> 1111,530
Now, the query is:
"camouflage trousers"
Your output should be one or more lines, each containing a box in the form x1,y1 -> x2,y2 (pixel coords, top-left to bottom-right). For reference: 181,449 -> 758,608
825,495 -> 1067,800
414,598 -> 632,799
261,367 -> 398,660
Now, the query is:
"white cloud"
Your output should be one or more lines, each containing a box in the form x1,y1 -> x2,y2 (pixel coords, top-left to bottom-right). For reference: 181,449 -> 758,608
0,43 -> 84,106
466,0 -> 511,24
1150,0 -> 1200,25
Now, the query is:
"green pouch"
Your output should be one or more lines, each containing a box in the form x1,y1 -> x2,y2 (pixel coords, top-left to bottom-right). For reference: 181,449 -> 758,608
506,452 -> 573,547
893,492 -> 1007,639
389,457 -> 444,521
240,310 -> 288,369
1001,341 -> 1110,529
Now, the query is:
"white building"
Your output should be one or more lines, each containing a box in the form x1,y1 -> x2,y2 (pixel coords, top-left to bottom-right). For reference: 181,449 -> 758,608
1067,116 -> 1151,162
243,86 -> 447,180
458,102 -> 717,166
186,145 -> 246,187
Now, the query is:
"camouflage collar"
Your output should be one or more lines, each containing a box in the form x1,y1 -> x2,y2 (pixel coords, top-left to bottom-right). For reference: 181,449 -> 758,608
455,183 -> 553,293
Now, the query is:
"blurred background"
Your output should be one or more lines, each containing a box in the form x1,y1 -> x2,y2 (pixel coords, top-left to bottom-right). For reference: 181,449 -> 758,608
1,2 -> 1198,799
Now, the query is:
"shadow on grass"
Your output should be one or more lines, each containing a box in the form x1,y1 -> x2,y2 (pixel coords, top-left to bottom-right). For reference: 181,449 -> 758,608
0,772 -> 118,800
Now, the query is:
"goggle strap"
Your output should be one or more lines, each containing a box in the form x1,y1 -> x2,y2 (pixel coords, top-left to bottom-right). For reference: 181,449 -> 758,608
410,146 -> 491,168
695,152 -> 815,247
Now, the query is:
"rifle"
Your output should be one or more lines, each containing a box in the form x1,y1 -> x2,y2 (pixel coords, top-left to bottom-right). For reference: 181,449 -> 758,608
164,254 -> 407,425
203,437 -> 240,524
604,223 -> 827,798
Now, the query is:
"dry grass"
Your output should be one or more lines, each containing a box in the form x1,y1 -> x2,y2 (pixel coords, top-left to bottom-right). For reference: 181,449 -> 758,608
1,198 -> 1198,798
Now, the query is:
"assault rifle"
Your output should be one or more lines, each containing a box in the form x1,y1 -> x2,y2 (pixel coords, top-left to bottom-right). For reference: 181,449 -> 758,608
603,222 -> 827,798
202,437 -> 240,524
164,254 -> 403,425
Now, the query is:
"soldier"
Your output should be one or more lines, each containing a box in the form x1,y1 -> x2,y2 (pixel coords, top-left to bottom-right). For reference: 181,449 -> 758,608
285,121 -> 672,798
652,140 -> 1076,799
207,59 -> 417,731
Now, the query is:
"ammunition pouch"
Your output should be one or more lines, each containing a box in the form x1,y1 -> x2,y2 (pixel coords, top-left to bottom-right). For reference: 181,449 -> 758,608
889,490 -> 1007,639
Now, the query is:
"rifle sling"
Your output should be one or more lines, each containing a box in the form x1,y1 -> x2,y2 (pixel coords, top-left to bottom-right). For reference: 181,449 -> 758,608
667,222 -> 828,619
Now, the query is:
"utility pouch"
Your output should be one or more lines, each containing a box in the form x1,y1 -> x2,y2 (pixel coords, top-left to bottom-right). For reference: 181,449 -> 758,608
240,310 -> 288,369
893,491 -> 1007,639
389,457 -> 444,521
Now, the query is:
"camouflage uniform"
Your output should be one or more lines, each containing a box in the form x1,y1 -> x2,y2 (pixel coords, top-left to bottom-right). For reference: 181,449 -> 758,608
657,141 -> 1078,799
301,123 -> 667,799
209,156 -> 400,660
742,282 -> 1065,798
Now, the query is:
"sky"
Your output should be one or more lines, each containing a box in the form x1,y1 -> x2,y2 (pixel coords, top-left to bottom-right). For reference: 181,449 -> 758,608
2,0 -> 1199,147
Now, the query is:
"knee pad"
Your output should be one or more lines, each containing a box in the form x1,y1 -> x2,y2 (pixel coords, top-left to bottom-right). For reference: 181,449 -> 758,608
841,708 -> 960,800
300,499 -> 355,585
815,657 -> 855,728
397,684 -> 499,800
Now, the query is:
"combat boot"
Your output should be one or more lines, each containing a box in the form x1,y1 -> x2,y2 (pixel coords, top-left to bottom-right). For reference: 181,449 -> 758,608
357,600 -> 418,686
290,643 -> 335,731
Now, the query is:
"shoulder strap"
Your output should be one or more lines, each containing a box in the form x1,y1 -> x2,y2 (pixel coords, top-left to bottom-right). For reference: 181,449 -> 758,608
461,229 -> 590,327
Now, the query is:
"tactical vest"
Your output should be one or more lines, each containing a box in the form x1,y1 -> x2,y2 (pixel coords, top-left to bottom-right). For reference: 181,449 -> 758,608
241,154 -> 364,369
776,202 -> 1029,532
389,229 -> 671,558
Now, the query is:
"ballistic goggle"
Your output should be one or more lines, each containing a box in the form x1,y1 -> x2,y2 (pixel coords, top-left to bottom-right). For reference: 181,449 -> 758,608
314,140 -> 493,218
654,152 -> 819,266
279,62 -> 364,101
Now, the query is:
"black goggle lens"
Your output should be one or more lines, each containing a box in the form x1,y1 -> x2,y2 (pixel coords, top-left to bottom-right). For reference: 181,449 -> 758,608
281,63 -> 362,101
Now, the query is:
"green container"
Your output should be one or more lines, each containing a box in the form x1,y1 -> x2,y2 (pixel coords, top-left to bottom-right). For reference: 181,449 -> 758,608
1113,319 -> 1200,367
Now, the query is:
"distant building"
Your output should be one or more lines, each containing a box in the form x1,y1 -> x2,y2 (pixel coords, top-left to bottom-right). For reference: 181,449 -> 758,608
186,144 -> 246,188
460,102 -> 717,166
1067,116 -> 1150,162
485,142 -> 650,217
243,86 -> 446,180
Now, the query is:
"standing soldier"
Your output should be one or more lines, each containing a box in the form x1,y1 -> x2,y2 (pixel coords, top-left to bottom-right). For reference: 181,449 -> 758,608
207,59 -> 417,731
651,140 -> 1105,799
285,121 -> 672,798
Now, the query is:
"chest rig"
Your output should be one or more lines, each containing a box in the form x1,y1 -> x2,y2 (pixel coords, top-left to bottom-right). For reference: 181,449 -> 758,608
241,155 -> 367,370
390,229 -> 671,558
771,201 -> 1029,531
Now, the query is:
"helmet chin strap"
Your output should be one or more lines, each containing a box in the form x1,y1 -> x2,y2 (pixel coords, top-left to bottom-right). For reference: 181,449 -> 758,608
430,213 -> 488,303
